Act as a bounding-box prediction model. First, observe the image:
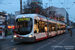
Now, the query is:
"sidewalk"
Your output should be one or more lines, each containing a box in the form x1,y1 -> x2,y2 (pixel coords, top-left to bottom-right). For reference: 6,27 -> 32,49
0,35 -> 12,40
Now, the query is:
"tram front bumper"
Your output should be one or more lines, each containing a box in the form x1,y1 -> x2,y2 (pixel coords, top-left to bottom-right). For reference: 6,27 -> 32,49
13,37 -> 35,42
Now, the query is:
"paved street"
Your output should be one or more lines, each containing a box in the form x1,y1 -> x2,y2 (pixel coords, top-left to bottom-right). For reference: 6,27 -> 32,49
0,29 -> 75,50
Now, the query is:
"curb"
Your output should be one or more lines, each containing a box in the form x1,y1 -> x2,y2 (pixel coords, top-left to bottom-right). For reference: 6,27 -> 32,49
0,39 -> 5,41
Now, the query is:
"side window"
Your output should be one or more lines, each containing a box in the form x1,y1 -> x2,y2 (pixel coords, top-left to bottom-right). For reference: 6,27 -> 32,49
61,25 -> 63,30
64,26 -> 66,30
56,24 -> 58,31
34,19 -> 47,33
57,24 -> 61,30
63,25 -> 65,30
38,21 -> 47,33
51,23 -> 56,31
34,20 -> 39,33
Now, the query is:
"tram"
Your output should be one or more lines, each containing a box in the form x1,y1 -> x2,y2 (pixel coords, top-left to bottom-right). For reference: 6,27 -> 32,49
13,14 -> 66,42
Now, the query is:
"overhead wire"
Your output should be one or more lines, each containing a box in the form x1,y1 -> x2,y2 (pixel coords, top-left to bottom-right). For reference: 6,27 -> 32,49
0,0 -> 20,9
59,0 -> 66,8
69,1 -> 75,9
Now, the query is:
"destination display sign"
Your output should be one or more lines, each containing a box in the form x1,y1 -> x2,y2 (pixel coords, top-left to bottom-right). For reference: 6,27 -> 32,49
18,18 -> 30,21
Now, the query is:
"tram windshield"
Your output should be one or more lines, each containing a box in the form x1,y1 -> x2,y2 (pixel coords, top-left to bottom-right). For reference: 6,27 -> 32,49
15,18 -> 33,35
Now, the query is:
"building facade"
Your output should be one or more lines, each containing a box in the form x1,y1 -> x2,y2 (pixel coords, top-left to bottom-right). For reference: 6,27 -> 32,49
43,6 -> 69,23
8,14 -> 15,25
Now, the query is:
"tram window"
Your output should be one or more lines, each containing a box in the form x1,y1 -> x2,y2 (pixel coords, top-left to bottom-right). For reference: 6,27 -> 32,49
63,25 -> 65,30
34,19 -> 48,33
61,28 -> 63,30
63,26 -> 66,30
52,27 -> 54,30
38,21 -> 45,32
34,30 -> 37,33
34,20 -> 37,24
44,27 -> 47,32
34,20 -> 39,33
61,25 -> 63,30
58,25 -> 61,30
51,24 -> 56,31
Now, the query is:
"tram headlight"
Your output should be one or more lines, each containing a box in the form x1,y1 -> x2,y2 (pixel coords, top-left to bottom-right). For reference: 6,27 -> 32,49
14,35 -> 17,38
29,35 -> 33,37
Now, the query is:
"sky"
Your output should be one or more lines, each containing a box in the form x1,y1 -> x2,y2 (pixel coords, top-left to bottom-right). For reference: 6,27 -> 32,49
0,0 -> 75,22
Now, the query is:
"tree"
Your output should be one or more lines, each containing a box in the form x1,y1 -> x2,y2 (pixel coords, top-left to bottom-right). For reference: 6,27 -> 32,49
23,1 -> 43,14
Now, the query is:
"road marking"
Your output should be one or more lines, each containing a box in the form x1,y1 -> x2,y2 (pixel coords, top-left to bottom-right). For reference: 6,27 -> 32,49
2,46 -> 13,50
37,34 -> 68,50
54,40 -> 69,46
53,36 -> 69,50
37,40 -> 56,50
2,44 -> 13,48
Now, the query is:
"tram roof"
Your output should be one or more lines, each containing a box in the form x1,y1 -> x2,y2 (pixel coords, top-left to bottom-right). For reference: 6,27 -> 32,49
16,14 -> 46,19
16,14 -> 65,25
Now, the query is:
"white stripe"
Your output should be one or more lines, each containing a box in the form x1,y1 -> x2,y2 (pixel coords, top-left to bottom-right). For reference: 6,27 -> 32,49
2,46 -> 13,50
37,35 -> 67,50
53,36 -> 69,50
